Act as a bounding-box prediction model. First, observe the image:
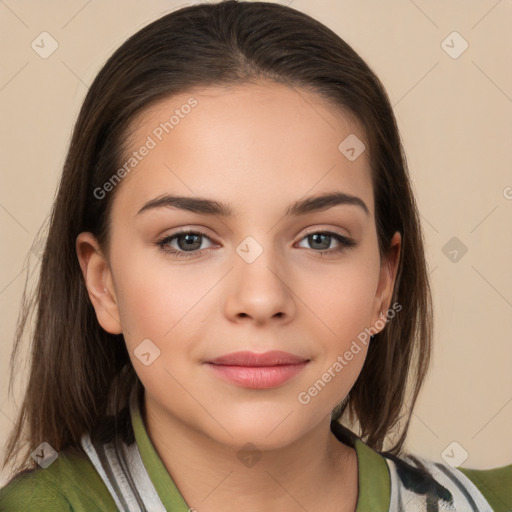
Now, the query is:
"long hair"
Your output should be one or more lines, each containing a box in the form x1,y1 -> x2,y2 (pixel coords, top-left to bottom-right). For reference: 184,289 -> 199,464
3,0 -> 432,475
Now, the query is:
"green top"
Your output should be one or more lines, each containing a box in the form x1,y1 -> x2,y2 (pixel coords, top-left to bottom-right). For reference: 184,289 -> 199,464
1,401 -> 511,511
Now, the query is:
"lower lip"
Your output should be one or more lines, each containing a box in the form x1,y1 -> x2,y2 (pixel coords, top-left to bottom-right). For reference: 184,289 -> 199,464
205,362 -> 309,389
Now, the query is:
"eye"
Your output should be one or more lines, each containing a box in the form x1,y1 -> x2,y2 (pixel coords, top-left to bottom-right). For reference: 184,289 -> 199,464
296,231 -> 356,256
155,228 -> 357,259
155,229 -> 215,258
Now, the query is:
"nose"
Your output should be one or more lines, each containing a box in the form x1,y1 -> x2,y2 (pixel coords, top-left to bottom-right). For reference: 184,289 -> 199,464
223,238 -> 296,325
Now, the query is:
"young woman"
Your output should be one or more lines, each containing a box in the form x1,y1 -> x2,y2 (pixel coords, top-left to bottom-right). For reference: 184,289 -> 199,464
1,1 -> 510,510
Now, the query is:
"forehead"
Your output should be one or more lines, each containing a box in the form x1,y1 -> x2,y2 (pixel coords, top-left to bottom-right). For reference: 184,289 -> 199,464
114,81 -> 373,219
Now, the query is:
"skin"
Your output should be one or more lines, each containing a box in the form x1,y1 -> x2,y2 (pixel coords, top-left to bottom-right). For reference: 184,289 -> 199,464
76,81 -> 401,512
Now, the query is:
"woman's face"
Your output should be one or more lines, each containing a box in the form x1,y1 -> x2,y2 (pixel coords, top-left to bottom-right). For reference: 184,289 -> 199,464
78,81 -> 400,449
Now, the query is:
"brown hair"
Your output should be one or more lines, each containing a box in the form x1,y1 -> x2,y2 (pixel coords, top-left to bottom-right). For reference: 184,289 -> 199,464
3,0 -> 432,475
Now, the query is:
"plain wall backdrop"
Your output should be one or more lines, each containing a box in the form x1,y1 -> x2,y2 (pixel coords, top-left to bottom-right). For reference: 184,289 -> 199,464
1,0 -> 511,485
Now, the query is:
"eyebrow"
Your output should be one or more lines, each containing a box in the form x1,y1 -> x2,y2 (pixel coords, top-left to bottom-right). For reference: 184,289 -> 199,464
136,191 -> 370,218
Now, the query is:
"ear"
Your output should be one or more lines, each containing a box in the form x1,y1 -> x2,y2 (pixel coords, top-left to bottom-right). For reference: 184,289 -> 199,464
372,231 -> 401,330
75,232 -> 123,335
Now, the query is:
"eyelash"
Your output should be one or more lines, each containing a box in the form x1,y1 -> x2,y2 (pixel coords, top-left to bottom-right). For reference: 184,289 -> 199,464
155,228 -> 357,259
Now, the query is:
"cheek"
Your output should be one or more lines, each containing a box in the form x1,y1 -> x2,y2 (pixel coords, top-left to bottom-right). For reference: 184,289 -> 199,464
300,277 -> 373,393
293,269 -> 376,414
112,248 -> 218,345
295,257 -> 380,344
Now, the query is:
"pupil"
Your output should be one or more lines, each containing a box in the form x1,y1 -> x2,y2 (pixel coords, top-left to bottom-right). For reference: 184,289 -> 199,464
180,233 -> 200,250
311,233 -> 329,250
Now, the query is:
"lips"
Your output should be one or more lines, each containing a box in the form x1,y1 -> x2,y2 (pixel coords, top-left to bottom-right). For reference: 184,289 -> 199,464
207,350 -> 309,366
205,350 -> 310,389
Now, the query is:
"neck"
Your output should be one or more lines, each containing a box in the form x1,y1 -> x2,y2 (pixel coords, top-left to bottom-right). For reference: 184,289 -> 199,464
143,394 -> 359,512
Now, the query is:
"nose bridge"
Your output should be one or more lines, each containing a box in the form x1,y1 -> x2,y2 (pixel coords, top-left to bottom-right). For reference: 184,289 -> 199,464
226,233 -> 293,321
234,234 -> 283,288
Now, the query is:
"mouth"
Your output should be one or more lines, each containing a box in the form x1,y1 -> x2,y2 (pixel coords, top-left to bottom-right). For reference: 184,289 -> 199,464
204,350 -> 310,389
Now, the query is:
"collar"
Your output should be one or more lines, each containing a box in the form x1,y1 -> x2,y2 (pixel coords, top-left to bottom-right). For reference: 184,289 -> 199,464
330,420 -> 390,511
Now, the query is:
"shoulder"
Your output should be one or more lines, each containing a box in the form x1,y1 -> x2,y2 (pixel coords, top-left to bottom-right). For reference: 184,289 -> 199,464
0,448 -> 117,511
382,451 -> 512,511
457,463 -> 512,512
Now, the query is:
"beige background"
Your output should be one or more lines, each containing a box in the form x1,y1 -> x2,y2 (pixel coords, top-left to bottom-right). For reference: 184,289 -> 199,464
1,0 -> 511,485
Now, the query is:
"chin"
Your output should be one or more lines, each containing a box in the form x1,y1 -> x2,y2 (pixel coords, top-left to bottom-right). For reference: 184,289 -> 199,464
208,408 -> 311,450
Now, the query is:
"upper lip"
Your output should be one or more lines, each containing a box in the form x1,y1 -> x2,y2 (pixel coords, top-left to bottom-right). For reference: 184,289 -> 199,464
207,350 -> 309,367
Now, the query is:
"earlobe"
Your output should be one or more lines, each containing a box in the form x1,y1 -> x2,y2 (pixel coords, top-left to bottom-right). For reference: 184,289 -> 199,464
75,232 -> 123,335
